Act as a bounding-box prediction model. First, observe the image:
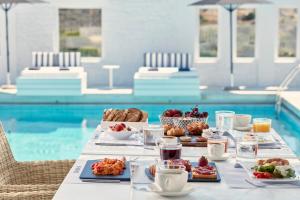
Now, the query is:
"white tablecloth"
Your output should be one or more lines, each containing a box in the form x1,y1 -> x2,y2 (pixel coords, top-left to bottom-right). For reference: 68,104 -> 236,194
53,127 -> 300,200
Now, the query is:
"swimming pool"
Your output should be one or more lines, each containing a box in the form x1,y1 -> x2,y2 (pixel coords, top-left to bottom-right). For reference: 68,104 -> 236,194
0,104 -> 299,161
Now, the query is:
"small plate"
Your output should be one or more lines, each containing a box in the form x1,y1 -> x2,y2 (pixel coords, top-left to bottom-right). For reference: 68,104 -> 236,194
149,183 -> 195,197
234,125 -> 252,132
208,153 -> 230,161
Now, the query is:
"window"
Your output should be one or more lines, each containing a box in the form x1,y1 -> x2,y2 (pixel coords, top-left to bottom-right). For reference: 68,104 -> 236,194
236,8 -> 256,57
278,8 -> 298,58
199,9 -> 218,58
59,9 -> 102,58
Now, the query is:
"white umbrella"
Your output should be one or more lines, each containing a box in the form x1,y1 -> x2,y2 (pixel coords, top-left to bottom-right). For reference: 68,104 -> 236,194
1,0 -> 46,89
190,0 -> 271,90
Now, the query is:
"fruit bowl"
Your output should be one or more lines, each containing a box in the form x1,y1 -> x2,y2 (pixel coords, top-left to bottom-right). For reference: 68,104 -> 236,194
106,130 -> 136,140
160,109 -> 183,125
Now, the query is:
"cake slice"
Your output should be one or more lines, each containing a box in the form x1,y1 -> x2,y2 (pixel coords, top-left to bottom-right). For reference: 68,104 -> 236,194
192,165 -> 217,179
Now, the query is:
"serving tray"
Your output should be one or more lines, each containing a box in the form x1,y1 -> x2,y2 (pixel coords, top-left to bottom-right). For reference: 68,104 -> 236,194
145,162 -> 221,182
80,160 -> 130,181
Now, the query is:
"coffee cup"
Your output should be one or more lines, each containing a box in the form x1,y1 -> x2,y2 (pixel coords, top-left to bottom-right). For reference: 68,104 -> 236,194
234,114 -> 252,128
155,165 -> 188,192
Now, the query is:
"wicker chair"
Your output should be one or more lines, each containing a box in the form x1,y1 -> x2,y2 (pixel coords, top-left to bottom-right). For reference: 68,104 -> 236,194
0,123 -> 75,199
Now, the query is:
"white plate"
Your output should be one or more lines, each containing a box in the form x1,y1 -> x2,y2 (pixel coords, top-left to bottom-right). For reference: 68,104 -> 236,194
208,153 -> 230,161
256,134 -> 276,145
234,125 -> 252,132
242,162 -> 300,183
149,183 -> 195,197
106,130 -> 137,140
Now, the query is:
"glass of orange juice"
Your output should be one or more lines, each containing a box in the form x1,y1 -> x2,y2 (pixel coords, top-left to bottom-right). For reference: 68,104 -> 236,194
253,118 -> 272,133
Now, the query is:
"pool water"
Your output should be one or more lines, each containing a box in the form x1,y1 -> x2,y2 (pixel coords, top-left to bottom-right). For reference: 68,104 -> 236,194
0,104 -> 299,161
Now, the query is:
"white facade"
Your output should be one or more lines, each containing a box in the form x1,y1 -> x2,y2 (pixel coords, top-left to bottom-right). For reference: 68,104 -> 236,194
0,0 -> 300,88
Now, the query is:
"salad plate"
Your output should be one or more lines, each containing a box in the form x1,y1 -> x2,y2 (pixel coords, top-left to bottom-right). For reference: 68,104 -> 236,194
242,158 -> 300,183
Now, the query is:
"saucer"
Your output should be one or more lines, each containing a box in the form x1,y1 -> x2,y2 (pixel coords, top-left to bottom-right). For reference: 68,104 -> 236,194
149,183 -> 194,197
234,125 -> 252,132
208,153 -> 230,161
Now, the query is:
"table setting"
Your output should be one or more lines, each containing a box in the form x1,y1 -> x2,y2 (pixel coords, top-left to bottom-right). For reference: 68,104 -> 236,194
53,106 -> 300,200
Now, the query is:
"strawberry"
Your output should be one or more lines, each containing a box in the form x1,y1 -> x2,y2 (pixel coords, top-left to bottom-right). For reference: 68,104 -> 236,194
199,156 -> 208,167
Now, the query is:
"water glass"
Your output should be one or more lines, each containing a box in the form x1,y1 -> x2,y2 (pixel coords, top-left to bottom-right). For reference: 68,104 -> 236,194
215,111 -> 235,133
236,136 -> 258,162
143,124 -> 164,149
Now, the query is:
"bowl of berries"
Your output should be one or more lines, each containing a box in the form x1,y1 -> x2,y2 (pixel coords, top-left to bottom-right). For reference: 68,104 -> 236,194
159,109 -> 183,125
106,123 -> 137,140
173,106 -> 209,133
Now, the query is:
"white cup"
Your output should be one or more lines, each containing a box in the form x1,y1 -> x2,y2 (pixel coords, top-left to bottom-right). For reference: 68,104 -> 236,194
155,169 -> 188,192
207,143 -> 225,159
234,114 -> 252,128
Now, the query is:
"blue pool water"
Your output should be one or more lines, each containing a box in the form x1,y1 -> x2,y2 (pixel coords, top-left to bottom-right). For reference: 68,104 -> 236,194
0,104 -> 299,161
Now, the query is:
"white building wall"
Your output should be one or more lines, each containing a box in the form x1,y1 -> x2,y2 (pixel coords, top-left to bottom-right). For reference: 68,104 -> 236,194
0,0 -> 300,88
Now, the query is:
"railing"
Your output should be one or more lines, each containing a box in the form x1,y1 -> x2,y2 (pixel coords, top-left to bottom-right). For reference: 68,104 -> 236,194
275,64 -> 300,118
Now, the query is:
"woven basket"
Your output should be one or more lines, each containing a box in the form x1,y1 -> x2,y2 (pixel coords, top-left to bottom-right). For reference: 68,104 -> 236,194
173,117 -> 208,133
159,115 -> 179,125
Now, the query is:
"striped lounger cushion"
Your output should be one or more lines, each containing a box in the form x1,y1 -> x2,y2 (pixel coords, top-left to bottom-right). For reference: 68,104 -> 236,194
31,52 -> 81,69
144,52 -> 191,71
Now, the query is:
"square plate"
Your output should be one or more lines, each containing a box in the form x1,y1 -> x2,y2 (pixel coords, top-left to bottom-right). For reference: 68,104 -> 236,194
145,162 -> 221,182
80,160 -> 130,181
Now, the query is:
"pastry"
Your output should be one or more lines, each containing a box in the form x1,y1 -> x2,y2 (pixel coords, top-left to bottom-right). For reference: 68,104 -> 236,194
180,136 -> 192,142
112,110 -> 127,122
192,166 -> 217,179
91,157 -> 126,176
140,112 -> 148,122
167,126 -> 185,137
187,122 -> 209,135
163,124 -> 174,135
102,108 -> 148,122
125,108 -> 142,122
106,109 -> 118,121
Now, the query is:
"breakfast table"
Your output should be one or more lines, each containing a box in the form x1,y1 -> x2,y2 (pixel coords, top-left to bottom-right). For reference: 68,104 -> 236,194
53,126 -> 300,200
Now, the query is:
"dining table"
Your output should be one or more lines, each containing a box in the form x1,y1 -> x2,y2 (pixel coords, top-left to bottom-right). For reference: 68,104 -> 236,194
53,126 -> 300,200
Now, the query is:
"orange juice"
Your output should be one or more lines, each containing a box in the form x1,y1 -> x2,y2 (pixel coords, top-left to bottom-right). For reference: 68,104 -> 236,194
253,118 -> 272,133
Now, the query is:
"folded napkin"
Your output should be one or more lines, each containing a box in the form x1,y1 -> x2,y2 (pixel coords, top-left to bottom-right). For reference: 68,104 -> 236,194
95,131 -> 143,147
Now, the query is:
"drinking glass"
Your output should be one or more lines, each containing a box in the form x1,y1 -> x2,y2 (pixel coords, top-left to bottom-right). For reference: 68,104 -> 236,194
236,136 -> 258,162
215,111 -> 235,133
207,136 -> 228,159
159,142 -> 182,160
130,161 -> 151,187
253,118 -> 272,133
143,124 -> 164,149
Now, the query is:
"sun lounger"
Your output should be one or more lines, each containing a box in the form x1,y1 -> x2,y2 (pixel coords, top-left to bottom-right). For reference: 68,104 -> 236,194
16,52 -> 87,96
134,52 -> 200,96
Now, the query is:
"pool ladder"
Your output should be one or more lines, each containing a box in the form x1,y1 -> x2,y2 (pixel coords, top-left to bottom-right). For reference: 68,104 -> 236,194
275,64 -> 300,118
